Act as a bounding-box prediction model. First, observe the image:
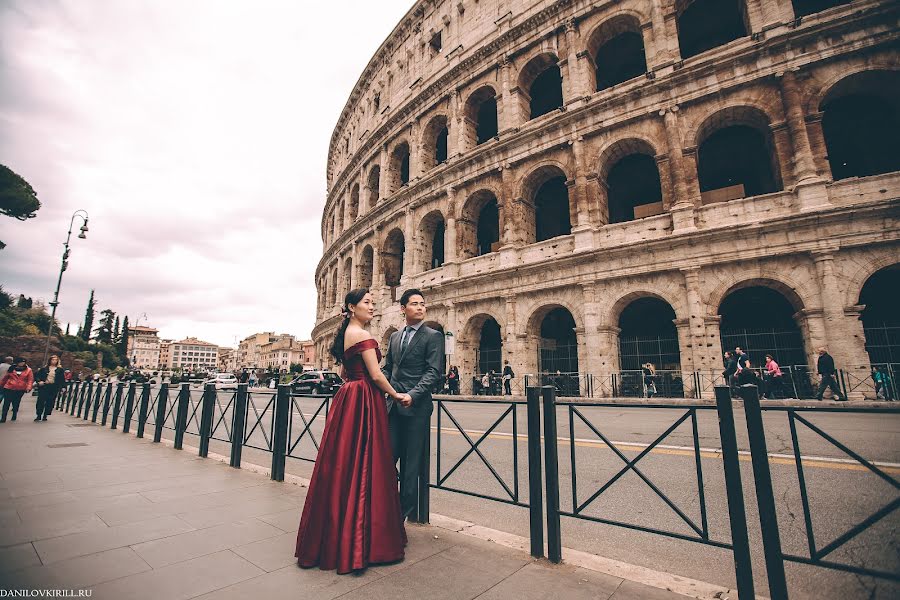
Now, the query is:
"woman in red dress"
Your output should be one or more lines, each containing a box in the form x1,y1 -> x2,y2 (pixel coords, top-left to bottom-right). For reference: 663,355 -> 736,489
295,288 -> 410,573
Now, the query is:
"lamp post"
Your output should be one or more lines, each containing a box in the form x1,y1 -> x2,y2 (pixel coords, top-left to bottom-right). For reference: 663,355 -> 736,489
41,210 -> 90,366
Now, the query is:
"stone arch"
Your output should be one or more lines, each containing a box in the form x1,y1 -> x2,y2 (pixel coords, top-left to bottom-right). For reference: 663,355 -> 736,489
357,244 -> 374,289
389,139 -> 411,193
464,84 -> 499,147
791,0 -> 852,19
805,63 -> 900,115
421,113 -> 450,171
693,104 -> 784,199
460,311 -> 505,378
328,268 -> 338,307
708,276 -> 808,320
341,256 -> 353,299
348,183 -> 360,221
596,137 -> 665,223
459,188 -> 501,259
366,164 -> 381,208
608,290 -> 682,330
858,262 -> 900,364
417,209 -> 446,271
616,295 -> 683,396
517,52 -> 563,120
675,0 -> 749,60
382,228 -> 405,287
584,13 -> 648,92
381,326 -> 397,351
519,162 -> 573,244
817,69 -> 900,181
843,253 -> 900,309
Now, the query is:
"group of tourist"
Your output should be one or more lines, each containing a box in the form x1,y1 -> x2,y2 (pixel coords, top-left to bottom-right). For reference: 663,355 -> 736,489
722,346 -> 849,401
0,354 -> 67,422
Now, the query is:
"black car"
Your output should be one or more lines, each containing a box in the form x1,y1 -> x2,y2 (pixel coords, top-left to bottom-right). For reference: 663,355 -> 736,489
290,371 -> 343,395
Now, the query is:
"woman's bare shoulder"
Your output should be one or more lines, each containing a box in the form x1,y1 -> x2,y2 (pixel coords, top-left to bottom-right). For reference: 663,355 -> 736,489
343,327 -> 374,348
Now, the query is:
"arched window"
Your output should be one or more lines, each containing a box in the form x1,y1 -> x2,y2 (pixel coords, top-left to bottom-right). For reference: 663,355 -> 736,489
478,318 -> 502,374
719,285 -> 807,368
607,154 -> 663,223
534,176 -> 571,242
519,54 -> 564,120
342,257 -> 352,298
357,245 -> 374,289
422,115 -> 450,171
538,307 -> 579,377
465,86 -> 498,147
382,229 -> 404,287
696,108 -> 782,202
821,71 -> 900,181
390,142 -> 411,192
791,0 -> 851,18
459,190 -> 500,259
587,16 -> 647,92
367,165 -> 381,207
617,297 -> 682,397
676,0 -> 748,60
348,184 -> 360,221
860,265 -> 900,364
418,211 -> 445,271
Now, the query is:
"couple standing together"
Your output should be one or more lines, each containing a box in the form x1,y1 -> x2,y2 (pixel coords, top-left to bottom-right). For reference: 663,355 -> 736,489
295,287 -> 444,574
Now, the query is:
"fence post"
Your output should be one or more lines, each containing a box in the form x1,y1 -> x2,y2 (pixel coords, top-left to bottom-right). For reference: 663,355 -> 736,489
110,382 -> 125,430
541,385 -> 562,564
122,382 -> 137,433
270,385 -> 290,481
101,383 -> 116,425
70,383 -> 80,415
153,383 -> 169,443
526,387 -> 545,558
88,383 -> 102,421
740,384 -> 789,600
416,418 -> 431,524
714,386 -> 756,600
231,384 -> 248,468
198,383 -> 216,458
77,382 -> 91,418
63,382 -> 73,412
136,383 -> 151,439
174,383 -> 191,450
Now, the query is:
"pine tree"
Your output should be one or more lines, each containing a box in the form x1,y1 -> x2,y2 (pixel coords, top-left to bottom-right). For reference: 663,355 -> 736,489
113,316 -> 120,343
77,324 -> 83,338
95,308 -> 115,344
81,290 -> 95,341
119,315 -> 130,355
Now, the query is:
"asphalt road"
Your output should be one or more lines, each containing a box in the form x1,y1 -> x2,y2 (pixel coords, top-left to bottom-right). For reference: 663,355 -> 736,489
121,387 -> 899,599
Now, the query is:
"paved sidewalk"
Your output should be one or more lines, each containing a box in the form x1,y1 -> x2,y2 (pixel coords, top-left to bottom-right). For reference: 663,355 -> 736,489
1,398 -> 710,600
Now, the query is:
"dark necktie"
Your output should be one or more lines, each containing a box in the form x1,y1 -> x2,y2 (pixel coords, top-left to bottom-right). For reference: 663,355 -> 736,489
400,326 -> 412,354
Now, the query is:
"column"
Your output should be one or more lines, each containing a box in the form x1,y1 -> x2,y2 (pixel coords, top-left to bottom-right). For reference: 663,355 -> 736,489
656,155 -> 674,210
500,165 -> 519,246
812,252 -> 868,396
349,242 -> 358,290
498,56 -> 519,133
769,122 -> 795,190
745,0 -> 782,32
402,209 -> 415,279
662,107 -> 697,231
596,325 -> 621,374
682,268 -> 711,372
409,120 -> 421,181
805,112 -> 832,181
580,284 -> 603,377
450,88 -> 462,159
378,144 -> 389,200
778,70 -> 818,183
571,137 -> 594,227
562,18 -> 587,106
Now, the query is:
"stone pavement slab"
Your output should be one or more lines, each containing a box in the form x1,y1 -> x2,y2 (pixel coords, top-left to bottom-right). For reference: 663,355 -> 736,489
0,395 -> 705,599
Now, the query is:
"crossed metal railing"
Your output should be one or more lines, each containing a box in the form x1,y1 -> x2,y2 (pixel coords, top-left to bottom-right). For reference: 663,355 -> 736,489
55,379 -> 899,599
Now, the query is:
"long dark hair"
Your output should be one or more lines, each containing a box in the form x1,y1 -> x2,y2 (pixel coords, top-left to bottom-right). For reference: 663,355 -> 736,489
329,288 -> 369,364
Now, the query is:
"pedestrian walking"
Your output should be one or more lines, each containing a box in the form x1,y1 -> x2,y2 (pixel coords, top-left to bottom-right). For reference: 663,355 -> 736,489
0,357 -> 34,422
642,362 -> 657,398
34,355 -> 65,421
736,358 -> 762,388
872,366 -> 893,401
735,347 -> 749,373
0,356 -> 12,412
723,351 -> 738,397
502,361 -> 515,395
763,354 -> 783,399
815,347 -> 846,401
446,366 -> 459,395
481,372 -> 490,395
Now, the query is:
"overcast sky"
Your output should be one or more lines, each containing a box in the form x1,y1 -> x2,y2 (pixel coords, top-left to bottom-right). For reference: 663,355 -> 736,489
0,0 -> 411,348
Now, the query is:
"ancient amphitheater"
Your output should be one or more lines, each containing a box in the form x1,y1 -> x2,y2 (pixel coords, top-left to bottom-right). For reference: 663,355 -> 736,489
312,0 -> 899,399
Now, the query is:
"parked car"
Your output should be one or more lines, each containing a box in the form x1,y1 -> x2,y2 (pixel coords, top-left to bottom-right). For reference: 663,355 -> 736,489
290,371 -> 343,395
204,373 -> 239,390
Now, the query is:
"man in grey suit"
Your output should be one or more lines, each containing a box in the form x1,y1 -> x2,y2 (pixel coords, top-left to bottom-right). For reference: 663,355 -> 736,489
382,288 -> 445,520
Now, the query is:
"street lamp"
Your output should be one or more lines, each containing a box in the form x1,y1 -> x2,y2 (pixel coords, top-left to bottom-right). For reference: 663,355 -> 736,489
42,210 -> 90,366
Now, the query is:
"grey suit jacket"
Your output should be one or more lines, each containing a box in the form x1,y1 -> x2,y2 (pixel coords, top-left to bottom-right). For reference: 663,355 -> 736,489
382,324 -> 445,417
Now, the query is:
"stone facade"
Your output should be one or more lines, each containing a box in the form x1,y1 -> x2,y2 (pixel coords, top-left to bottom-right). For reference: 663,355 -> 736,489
312,0 -> 900,398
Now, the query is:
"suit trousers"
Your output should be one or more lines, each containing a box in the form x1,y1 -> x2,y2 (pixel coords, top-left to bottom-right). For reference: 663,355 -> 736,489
388,408 -> 429,517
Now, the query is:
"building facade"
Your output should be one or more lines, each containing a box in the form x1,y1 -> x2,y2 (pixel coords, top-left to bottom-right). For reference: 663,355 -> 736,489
218,347 -> 237,373
238,332 -> 294,369
312,0 -> 900,398
169,337 -> 218,372
159,339 -> 172,369
259,338 -> 307,372
126,326 -> 161,370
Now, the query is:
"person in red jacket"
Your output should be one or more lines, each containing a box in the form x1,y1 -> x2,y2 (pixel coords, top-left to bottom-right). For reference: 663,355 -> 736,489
1,357 -> 34,422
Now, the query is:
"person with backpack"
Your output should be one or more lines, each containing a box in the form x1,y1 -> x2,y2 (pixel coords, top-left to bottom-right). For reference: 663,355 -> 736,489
502,361 -> 515,395
0,357 -> 34,422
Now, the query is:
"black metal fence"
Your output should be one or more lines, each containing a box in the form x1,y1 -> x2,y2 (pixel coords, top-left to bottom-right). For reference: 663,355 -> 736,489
54,379 -> 899,598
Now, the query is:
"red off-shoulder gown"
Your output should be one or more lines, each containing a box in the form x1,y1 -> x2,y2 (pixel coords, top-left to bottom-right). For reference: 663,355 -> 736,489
294,338 -> 406,573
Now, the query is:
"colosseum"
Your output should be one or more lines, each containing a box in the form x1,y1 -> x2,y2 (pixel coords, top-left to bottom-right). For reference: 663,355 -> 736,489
312,0 -> 899,400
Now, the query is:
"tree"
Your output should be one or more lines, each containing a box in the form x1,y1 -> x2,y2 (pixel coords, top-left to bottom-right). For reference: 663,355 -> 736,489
65,323 -> 70,336
95,308 -> 115,344
77,324 -> 83,338
113,316 -> 120,343
119,315 -> 130,355
16,294 -> 32,309
0,164 -> 41,250
81,290 -> 95,341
